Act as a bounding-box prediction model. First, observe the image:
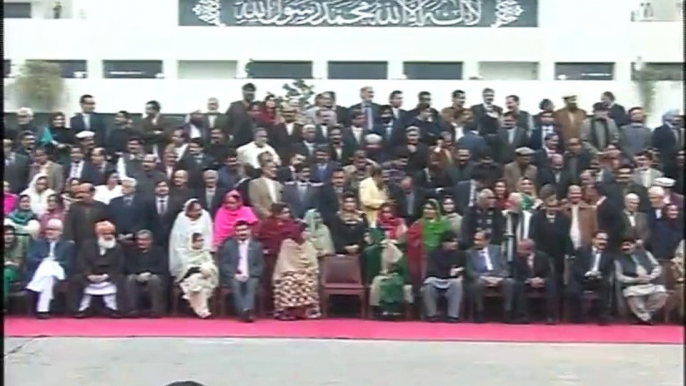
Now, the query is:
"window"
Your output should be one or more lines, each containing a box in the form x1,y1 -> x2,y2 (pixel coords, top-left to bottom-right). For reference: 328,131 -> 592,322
554,63 -> 615,81
4,60 -> 11,78
178,60 -> 238,80
631,63 -> 683,81
103,60 -> 164,79
403,62 -> 463,80
4,3 -> 32,18
478,62 -> 539,80
30,60 -> 87,78
328,61 -> 388,80
246,61 -> 313,79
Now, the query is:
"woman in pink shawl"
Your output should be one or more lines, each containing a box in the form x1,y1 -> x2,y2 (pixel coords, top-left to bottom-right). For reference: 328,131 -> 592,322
4,181 -> 17,216
212,191 -> 258,249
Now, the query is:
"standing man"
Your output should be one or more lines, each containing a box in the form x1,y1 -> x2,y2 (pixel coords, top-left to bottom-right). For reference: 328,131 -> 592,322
225,83 -> 258,148
70,94 -> 108,148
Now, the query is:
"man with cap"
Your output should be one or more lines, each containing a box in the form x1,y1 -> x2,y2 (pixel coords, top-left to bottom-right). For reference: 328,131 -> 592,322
503,147 -> 538,192
655,177 -> 684,209
553,93 -> 587,143
402,125 -> 430,172
72,221 -> 124,318
25,218 -> 74,319
75,129 -> 96,157
581,102 -> 620,155
224,83 -> 257,148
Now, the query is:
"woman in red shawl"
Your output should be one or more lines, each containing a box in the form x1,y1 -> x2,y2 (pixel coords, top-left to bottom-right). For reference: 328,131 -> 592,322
212,191 -> 258,250
255,203 -> 300,281
493,179 -> 510,210
256,94 -> 279,130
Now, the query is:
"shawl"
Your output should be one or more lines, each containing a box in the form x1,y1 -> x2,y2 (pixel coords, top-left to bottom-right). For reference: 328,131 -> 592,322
256,217 -> 300,255
168,199 -> 213,278
176,235 -> 218,286
3,224 -> 28,266
272,238 -> 318,282
20,173 -> 55,217
4,193 -> 17,216
7,208 -> 36,226
377,204 -> 405,240
380,242 -> 404,275
212,190 -> 258,248
303,209 -> 335,255
419,199 -> 451,252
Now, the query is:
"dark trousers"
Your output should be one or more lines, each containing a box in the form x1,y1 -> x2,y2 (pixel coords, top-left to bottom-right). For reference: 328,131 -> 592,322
468,277 -> 516,314
566,277 -> 611,322
125,274 -> 165,315
231,277 -> 259,314
513,278 -> 557,318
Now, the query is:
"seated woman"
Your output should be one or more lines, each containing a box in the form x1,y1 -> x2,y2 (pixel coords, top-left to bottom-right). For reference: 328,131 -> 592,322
175,232 -> 218,319
272,223 -> 321,320
615,236 -> 668,325
3,222 -> 29,311
515,177 -> 540,211
7,194 -> 38,229
331,192 -> 369,255
255,203 -> 300,279
212,190 -> 258,251
25,219 -> 73,319
303,209 -> 335,257
61,177 -> 82,212
362,203 -> 407,284
93,170 -> 122,205
406,199 -> 451,286
441,196 -> 462,235
22,173 -> 55,217
4,181 -> 16,216
169,199 -> 213,282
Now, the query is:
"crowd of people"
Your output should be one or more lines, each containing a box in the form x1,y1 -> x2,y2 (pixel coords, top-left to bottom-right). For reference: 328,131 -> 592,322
3,85 -> 685,325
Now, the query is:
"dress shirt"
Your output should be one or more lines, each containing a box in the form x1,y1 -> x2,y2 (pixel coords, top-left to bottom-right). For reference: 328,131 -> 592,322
626,211 -> 636,227
82,113 -> 91,130
591,248 -> 601,273
238,240 -> 249,275
157,196 -> 167,215
352,126 -> 363,143
237,142 -> 281,169
481,249 -> 493,272
569,205 -> 581,248
70,161 -> 83,179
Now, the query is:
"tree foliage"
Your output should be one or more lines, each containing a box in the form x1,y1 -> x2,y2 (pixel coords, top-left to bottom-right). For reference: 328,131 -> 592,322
14,61 -> 64,111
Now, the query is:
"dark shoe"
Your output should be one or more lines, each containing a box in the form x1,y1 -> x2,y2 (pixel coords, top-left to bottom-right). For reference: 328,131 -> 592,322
246,311 -> 255,323
106,308 -> 121,319
127,311 -> 139,319
545,317 -> 557,325
515,317 -> 530,324
149,312 -> 162,319
427,316 -> 439,323
638,318 -> 654,326
597,316 -> 609,326
474,312 -> 486,323
503,312 -> 515,324
36,312 -> 50,320
447,317 -> 460,323
74,311 -> 88,319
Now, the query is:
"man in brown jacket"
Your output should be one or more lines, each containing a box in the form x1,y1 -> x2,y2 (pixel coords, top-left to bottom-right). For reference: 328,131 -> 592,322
503,147 -> 538,192
562,185 -> 598,249
553,94 -> 587,143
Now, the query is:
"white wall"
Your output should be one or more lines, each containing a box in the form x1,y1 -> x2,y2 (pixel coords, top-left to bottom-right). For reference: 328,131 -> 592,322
4,78 -> 683,127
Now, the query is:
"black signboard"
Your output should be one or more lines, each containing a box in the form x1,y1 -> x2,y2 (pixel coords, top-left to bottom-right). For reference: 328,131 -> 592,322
179,0 -> 539,27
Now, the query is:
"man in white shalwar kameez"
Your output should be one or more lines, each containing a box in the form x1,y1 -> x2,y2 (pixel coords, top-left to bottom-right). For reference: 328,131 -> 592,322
26,219 -> 74,319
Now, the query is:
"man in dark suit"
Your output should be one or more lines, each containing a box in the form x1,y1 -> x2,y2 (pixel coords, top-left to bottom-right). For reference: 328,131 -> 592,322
224,83 -> 257,148
529,110 -> 564,151
512,239 -> 556,324
405,102 -> 441,145
453,167 -> 488,216
532,133 -> 562,168
389,175 -> 426,225
601,163 -> 650,213
343,110 -> 370,151
347,86 -> 380,130
140,100 -> 172,159
124,230 -> 166,318
497,111 -> 529,164
567,230 -> 614,324
282,164 -> 321,219
270,106 -> 302,162
108,178 -> 149,253
465,230 -> 516,323
505,95 -> 534,133
317,168 -> 347,226
181,139 -> 216,191
4,138 -> 30,193
291,124 -> 319,159
388,90 -> 407,127
446,148 -> 474,184
601,91 -> 628,127
196,169 -> 226,218
562,137 -> 591,184
69,94 -> 108,148
455,125 -> 488,162
651,110 -> 683,178
203,97 -> 228,132
310,145 -> 339,184
536,153 -> 572,199
218,221 -> 264,322
63,146 -> 99,184
147,180 -> 180,249
327,126 -> 355,166
470,88 -> 503,136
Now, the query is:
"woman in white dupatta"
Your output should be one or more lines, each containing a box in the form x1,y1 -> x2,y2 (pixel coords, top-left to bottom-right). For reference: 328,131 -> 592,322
169,199 -> 213,280
176,232 -> 218,318
21,173 -> 55,217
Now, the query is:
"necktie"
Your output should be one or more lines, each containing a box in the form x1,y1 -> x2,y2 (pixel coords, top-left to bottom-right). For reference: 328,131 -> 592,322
159,198 -> 166,215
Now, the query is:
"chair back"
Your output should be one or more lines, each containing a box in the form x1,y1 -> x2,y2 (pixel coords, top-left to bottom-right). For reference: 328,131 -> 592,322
661,260 -> 676,290
322,254 -> 362,285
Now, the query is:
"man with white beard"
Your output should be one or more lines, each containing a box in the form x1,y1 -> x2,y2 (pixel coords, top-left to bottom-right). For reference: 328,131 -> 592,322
71,221 -> 124,318
26,219 -> 74,319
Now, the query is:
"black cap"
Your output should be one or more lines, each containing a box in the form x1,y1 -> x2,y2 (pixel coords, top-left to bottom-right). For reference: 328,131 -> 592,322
593,102 -> 609,112
440,230 -> 458,243
242,83 -> 256,92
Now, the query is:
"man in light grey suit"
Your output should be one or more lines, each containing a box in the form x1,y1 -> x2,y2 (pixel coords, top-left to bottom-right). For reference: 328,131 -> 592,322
465,230 -> 516,323
631,150 -> 663,188
218,221 -> 264,322
581,103 -> 620,156
619,107 -> 652,162
282,164 -> 321,219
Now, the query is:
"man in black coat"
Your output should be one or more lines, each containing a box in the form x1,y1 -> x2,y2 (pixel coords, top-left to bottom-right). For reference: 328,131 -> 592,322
124,230 -> 167,318
567,230 -> 615,324
512,239 -> 556,324
317,168 -> 347,227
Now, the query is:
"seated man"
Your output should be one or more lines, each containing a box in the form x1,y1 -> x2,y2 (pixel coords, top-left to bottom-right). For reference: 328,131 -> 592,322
567,230 -> 614,325
511,239 -> 556,324
124,230 -> 166,318
72,221 -> 124,318
25,219 -> 74,319
615,235 -> 668,325
421,230 -> 465,323
218,220 -> 264,322
465,230 -> 516,323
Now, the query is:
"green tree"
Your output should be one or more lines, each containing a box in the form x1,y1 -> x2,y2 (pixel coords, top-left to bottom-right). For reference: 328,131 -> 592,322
14,61 -> 64,111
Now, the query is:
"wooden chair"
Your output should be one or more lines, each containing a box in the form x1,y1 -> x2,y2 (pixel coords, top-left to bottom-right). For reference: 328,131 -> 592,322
660,260 -> 679,323
320,254 -> 366,318
8,282 -> 31,316
214,285 -> 266,317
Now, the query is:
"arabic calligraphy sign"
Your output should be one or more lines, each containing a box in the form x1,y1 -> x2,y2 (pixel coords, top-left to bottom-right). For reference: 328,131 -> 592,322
179,0 -> 539,27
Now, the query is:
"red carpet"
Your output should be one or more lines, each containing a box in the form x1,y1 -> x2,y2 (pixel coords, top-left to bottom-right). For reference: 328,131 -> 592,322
4,317 -> 682,344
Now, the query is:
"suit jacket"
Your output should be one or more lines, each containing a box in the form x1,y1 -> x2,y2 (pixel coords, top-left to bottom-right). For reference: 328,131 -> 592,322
270,122 -> 302,162
497,127 -> 529,164
536,167 -> 572,199
561,202 -> 598,248
26,238 -> 75,278
124,245 -> 167,276
317,184 -> 345,226
282,181 -> 320,219
62,161 -> 100,185
291,141 -> 318,159
571,246 -> 614,285
75,240 -> 125,279
247,177 -> 283,220
108,195 -> 150,236
180,153 -> 217,190
342,126 -> 369,150
563,151 -> 592,184
455,131 -> 488,160
70,113 -> 108,147
348,102 -> 380,129
389,185 -> 426,225
146,195 -> 182,248
580,118 -> 620,154
195,187 -> 227,218
373,121 -> 405,151
512,251 -> 552,281
529,124 -> 565,151
140,115 -> 172,153
621,211 -> 651,247
328,143 -> 356,166
619,124 -> 652,160
465,245 -> 509,281
29,161 -> 64,193
553,107 -> 587,143
651,124 -> 683,170
310,161 -> 340,183
529,211 -> 574,260
631,168 -> 663,188
218,237 -> 264,284
5,152 -> 30,193
453,180 -> 477,216
203,112 -> 228,131
608,103 -> 628,127
503,162 -> 538,192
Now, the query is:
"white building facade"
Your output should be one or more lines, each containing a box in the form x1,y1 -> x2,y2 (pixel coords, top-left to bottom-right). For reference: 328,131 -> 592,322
3,0 -> 683,124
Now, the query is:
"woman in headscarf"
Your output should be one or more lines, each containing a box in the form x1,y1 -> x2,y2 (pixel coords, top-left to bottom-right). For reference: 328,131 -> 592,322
406,199 -> 451,286
3,221 -> 29,309
4,181 -> 17,217
7,194 -> 37,227
176,232 -> 218,318
61,177 -> 81,212
272,223 -> 321,320
362,203 -> 407,284
212,190 -> 258,250
38,193 -> 65,237
493,179 -> 510,210
515,176 -> 539,210
256,94 -> 279,130
255,203 -> 299,279
303,209 -> 335,257
21,173 -> 55,217
169,199 -> 213,282
440,196 -> 462,234
331,192 -> 369,255
93,170 -> 122,205
39,112 -> 75,164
